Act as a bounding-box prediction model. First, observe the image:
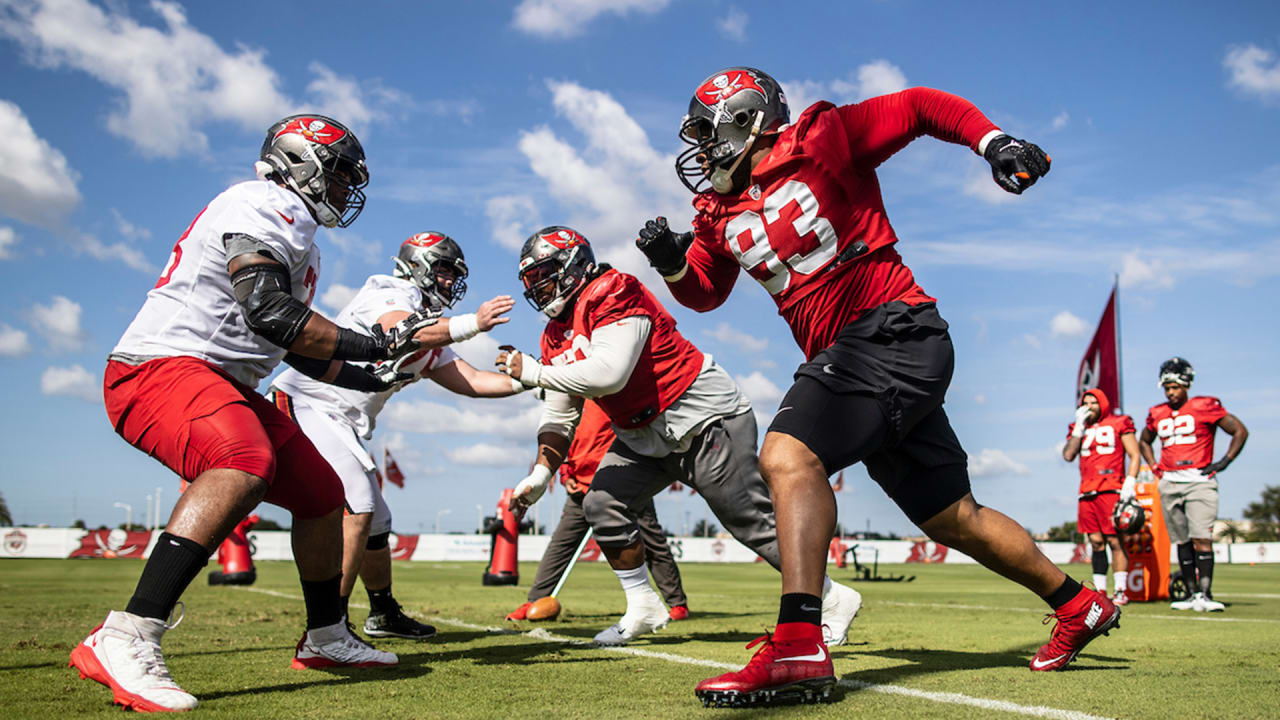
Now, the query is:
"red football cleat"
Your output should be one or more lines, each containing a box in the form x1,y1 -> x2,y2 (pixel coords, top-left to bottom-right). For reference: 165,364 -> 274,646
669,604 -> 690,621
506,602 -> 533,621
695,623 -> 835,708
1030,587 -> 1120,671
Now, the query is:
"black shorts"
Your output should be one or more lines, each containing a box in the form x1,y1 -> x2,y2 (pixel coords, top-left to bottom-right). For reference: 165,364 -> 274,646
768,302 -> 970,525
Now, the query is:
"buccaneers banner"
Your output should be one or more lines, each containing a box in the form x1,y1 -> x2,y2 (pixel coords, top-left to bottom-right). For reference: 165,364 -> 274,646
70,529 -> 152,558
384,448 -> 406,488
1076,281 -> 1123,412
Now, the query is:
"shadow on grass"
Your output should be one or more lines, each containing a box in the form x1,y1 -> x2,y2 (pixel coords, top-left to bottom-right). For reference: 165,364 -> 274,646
198,661 -> 430,702
843,643 -> 1129,686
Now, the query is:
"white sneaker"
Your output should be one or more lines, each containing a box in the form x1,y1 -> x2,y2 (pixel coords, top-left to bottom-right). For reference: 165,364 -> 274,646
69,610 -> 198,712
820,579 -> 863,647
292,621 -> 398,669
593,594 -> 669,646
1198,596 -> 1225,612
1170,595 -> 1198,611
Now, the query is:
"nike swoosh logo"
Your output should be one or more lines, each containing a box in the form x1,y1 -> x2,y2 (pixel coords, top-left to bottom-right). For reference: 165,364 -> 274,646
822,364 -> 836,375
276,210 -> 295,224
800,604 -> 820,612
778,648 -> 827,663
1031,654 -> 1067,669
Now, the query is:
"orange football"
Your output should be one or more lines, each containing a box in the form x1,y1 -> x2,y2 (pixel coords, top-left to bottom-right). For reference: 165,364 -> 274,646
526,596 -> 561,621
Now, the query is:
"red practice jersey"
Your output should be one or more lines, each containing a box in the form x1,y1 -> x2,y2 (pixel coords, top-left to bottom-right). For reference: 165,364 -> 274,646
1145,397 -> 1228,472
559,399 -> 613,491
672,88 -> 998,359
1067,414 -> 1135,494
540,269 -> 704,429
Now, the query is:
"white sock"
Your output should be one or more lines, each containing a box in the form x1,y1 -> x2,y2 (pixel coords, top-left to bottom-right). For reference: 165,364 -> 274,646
822,575 -> 833,598
614,565 -> 658,604
1113,571 -> 1128,596
1092,573 -> 1108,593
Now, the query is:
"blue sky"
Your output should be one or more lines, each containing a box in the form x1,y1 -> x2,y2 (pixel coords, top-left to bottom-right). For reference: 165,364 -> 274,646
1,0 -> 1276,537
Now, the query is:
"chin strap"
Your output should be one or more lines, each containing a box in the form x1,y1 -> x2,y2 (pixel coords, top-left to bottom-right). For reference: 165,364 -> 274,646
710,110 -> 765,194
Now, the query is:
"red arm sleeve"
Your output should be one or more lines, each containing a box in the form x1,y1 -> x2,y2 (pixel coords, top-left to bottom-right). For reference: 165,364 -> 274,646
840,87 -> 999,170
666,225 -> 740,312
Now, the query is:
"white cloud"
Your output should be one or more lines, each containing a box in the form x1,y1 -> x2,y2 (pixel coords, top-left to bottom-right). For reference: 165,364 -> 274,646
968,448 -> 1031,478
783,60 -> 908,115
716,6 -> 748,42
486,195 -> 541,249
0,324 -> 32,356
40,364 -> 99,402
974,394 -> 986,405
320,283 -> 359,314
449,331 -> 503,371
79,230 -> 156,273
1050,111 -> 1070,131
0,99 -> 80,228
1022,334 -> 1041,350
305,61 -> 407,134
110,208 -> 151,241
445,442 -> 528,466
1049,310 -> 1088,338
384,397 -> 542,440
1224,44 -> 1280,100
962,165 -> 1016,205
702,322 -> 768,354
0,226 -> 15,259
512,0 -> 669,38
30,295 -> 87,351
320,228 -> 384,264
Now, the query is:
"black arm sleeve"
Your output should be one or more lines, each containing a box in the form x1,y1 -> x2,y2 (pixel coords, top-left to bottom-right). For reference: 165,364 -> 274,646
283,354 -> 393,393
229,261 -> 313,350
282,352 -> 330,380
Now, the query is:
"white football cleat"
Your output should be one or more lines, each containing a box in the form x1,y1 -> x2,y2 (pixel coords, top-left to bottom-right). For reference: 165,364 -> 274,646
69,610 -> 198,712
1193,593 -> 1225,612
292,621 -> 398,669
1169,595 -> 1198,611
593,595 -> 669,646
820,579 -> 863,646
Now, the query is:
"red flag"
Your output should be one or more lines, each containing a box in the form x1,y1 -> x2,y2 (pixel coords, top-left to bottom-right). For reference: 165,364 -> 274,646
384,448 -> 405,488
831,471 -> 844,492
1076,281 -> 1123,413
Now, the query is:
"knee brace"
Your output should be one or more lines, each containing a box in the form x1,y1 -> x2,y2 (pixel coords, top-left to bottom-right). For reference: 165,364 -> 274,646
366,532 -> 390,551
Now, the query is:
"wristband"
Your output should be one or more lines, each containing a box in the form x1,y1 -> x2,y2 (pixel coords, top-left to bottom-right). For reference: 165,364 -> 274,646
510,377 -> 527,394
528,464 -> 553,486
977,129 -> 1004,155
517,353 -> 542,388
449,313 -> 480,342
333,326 -> 384,361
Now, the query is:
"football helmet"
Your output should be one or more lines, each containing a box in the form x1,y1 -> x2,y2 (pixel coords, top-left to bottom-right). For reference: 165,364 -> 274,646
1113,496 -> 1146,534
260,115 -> 369,228
676,67 -> 790,194
393,232 -> 468,308
517,226 -> 596,319
1158,357 -> 1194,387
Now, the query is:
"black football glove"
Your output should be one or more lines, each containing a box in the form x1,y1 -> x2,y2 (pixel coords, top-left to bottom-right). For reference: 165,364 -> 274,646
636,217 -> 693,277
984,134 -> 1051,194
1201,457 -> 1232,476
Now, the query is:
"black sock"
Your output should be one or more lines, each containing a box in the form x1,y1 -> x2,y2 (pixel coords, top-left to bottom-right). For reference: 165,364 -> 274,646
367,585 -> 395,615
1042,576 -> 1084,609
1091,549 -> 1109,575
340,594 -> 350,621
778,593 -> 822,626
126,533 -> 210,621
300,574 -> 343,630
1194,550 -> 1215,597
1177,542 -> 1198,591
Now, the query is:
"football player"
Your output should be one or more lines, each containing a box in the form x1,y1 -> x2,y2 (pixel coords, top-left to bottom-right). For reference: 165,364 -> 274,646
636,67 -> 1111,704
1062,388 -> 1140,604
1139,357 -> 1248,612
79,115 -> 435,711
271,232 -> 522,639
496,226 -> 862,647
506,399 -> 690,623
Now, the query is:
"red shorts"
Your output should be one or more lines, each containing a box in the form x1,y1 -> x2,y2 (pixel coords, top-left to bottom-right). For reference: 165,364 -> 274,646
1077,492 -> 1120,535
103,357 -> 342,518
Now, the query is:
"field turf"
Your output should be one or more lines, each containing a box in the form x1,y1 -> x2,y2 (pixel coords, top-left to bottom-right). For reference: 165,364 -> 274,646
1,559 -> 1277,719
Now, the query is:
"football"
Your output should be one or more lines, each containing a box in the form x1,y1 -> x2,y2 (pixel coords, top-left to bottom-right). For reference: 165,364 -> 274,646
526,596 -> 562,621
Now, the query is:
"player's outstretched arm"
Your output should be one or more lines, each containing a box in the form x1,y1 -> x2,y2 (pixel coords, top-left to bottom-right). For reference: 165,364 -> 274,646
635,217 -> 739,312
1203,413 -> 1249,476
377,295 -> 514,351
282,353 -> 404,393
495,317 -> 650,396
983,133 -> 1051,195
425,358 -> 525,398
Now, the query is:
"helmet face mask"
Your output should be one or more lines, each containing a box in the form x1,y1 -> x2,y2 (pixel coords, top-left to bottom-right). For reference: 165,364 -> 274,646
394,232 -> 469,308
517,226 -> 596,319
261,115 -> 369,228
676,67 -> 789,194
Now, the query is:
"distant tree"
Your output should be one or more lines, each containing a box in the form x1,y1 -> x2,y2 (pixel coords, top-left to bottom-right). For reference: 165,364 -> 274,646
0,492 -> 11,526
253,518 -> 288,531
71,519 -> 87,529
1215,520 -> 1246,544
1242,485 -> 1280,541
1045,521 -> 1079,543
692,519 -> 719,538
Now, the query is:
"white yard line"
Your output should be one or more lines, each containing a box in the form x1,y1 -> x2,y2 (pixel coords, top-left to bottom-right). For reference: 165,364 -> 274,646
879,600 -> 1280,624
237,586 -> 1114,720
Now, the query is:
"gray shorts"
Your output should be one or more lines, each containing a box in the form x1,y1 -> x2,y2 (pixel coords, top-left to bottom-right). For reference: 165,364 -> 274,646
1159,475 -> 1219,544
582,411 -> 780,569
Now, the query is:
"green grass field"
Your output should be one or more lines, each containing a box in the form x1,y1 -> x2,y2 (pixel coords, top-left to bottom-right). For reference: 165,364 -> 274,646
2,559 -> 1277,719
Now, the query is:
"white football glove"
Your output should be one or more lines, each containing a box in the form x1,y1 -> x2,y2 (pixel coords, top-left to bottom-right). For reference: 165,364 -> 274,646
386,308 -> 442,360
1071,404 -> 1092,437
511,465 -> 553,514
1120,476 -> 1137,502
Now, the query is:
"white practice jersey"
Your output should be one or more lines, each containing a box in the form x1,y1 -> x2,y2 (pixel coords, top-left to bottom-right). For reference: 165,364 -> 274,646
112,181 -> 321,387
272,274 -> 458,439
